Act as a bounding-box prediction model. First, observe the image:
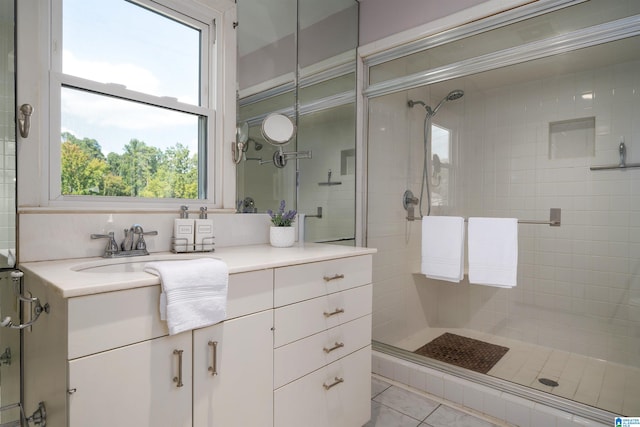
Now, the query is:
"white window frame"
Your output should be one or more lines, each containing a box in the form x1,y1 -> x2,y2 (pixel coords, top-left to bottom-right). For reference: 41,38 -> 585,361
17,0 -> 237,210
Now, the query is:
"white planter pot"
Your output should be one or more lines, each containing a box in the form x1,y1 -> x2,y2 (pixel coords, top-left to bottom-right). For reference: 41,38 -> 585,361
270,226 -> 295,248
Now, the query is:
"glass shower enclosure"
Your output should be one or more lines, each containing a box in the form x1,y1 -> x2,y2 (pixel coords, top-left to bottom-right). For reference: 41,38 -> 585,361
364,0 -> 640,418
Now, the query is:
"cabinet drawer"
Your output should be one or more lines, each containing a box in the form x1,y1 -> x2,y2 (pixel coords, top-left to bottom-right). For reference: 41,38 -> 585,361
68,269 -> 274,359
68,285 -> 166,359
274,284 -> 372,348
274,346 -> 371,427
274,255 -> 372,307
274,314 -> 371,388
224,269 -> 273,320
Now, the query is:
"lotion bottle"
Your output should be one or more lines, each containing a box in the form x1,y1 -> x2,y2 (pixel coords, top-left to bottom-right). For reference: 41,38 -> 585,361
195,207 -> 215,251
173,205 -> 194,252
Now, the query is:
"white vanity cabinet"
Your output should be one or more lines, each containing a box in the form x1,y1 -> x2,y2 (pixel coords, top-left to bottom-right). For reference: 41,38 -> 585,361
21,245 -> 375,427
23,268 -> 274,427
273,255 -> 373,427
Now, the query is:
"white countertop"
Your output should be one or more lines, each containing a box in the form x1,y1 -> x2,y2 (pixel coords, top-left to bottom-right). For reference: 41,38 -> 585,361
19,243 -> 376,298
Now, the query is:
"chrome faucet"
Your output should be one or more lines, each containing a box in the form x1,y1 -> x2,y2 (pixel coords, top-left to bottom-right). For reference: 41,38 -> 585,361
91,224 -> 158,258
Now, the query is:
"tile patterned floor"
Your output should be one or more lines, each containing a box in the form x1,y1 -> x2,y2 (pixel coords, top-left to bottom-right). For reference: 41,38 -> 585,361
365,377 -> 507,427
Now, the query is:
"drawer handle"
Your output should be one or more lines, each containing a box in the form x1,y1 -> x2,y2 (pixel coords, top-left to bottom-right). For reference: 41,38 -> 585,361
208,341 -> 218,376
323,342 -> 345,353
173,349 -> 184,388
323,376 -> 344,390
323,308 -> 345,317
323,274 -> 345,282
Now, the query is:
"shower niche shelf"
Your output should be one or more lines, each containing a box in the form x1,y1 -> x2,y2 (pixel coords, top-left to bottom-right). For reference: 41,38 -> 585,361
549,117 -> 595,160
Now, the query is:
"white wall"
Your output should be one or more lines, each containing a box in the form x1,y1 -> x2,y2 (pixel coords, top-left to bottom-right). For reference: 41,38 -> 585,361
358,0 -> 486,45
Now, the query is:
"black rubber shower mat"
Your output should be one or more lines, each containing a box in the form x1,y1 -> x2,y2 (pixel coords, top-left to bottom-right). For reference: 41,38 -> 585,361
414,333 -> 509,374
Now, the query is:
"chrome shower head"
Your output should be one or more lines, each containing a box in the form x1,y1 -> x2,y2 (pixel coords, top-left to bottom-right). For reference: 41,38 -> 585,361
446,89 -> 464,101
432,89 -> 464,116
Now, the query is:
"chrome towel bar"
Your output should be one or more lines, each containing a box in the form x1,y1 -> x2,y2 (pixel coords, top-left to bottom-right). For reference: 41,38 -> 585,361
407,208 -> 561,226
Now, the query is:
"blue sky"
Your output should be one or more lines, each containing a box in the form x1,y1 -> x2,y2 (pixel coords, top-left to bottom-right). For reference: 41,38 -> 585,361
61,0 -> 202,155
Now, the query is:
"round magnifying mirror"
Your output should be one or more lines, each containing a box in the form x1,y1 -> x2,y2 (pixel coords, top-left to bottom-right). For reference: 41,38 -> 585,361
261,113 -> 295,146
236,121 -> 249,144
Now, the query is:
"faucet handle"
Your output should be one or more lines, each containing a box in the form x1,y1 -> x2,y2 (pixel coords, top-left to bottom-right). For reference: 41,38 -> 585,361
91,232 -> 119,255
134,229 -> 158,251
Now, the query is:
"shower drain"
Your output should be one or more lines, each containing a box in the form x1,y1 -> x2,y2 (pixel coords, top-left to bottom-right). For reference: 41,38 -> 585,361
538,378 -> 559,387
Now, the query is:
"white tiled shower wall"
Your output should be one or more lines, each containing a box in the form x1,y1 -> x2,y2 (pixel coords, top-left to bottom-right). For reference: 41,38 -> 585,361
368,58 -> 640,367
0,13 -> 16,254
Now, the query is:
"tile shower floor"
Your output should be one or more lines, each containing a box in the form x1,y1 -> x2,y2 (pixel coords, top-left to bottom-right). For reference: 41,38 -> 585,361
365,376 -> 507,427
395,328 -> 640,416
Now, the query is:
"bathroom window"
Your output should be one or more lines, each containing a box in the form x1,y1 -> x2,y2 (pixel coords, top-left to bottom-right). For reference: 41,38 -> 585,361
51,0 -> 216,201
431,124 -> 451,207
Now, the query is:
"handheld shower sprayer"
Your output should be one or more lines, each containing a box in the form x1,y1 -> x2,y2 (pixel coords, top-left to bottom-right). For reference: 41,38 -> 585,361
408,90 -> 464,117
407,89 -> 464,217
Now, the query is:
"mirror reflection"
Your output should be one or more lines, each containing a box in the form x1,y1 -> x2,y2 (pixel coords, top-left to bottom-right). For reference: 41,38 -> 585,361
236,0 -> 358,245
261,113 -> 296,146
0,0 -> 16,269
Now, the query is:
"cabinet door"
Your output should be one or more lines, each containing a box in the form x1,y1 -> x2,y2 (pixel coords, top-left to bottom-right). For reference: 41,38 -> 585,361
68,333 -> 192,427
193,310 -> 273,427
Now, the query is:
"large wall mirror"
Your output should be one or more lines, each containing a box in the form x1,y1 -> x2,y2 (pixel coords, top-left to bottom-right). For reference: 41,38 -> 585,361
236,0 -> 358,245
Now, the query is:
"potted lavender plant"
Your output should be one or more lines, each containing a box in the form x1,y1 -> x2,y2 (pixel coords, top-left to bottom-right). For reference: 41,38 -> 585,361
267,200 -> 297,247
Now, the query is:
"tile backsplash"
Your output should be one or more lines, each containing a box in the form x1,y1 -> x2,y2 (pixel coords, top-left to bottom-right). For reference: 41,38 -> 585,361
18,211 -> 271,263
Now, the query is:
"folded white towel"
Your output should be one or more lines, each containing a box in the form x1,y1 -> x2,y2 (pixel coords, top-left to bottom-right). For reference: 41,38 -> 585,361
421,216 -> 465,283
468,217 -> 518,288
144,258 -> 229,335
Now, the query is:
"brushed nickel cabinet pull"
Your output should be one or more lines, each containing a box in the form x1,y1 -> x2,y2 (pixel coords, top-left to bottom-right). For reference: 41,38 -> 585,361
323,274 -> 344,282
323,308 -> 345,317
322,376 -> 344,390
173,349 -> 184,387
323,342 -> 345,353
208,341 -> 218,376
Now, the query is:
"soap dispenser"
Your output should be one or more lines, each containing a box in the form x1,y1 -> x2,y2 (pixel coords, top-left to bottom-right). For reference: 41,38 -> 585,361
195,207 -> 215,251
173,205 -> 195,252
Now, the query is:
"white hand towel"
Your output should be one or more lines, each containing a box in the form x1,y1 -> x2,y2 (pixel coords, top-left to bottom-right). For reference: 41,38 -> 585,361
421,216 -> 465,283
144,258 -> 229,335
468,217 -> 518,288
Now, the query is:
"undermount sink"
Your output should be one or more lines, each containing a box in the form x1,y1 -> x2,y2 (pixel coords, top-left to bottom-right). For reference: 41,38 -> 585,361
71,253 -> 219,274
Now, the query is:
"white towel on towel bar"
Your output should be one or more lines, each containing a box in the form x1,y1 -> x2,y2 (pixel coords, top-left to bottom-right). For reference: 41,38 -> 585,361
468,217 -> 518,288
144,258 -> 228,335
421,216 -> 465,283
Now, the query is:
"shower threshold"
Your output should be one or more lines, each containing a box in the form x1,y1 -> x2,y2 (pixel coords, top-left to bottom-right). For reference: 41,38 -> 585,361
373,339 -> 620,425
